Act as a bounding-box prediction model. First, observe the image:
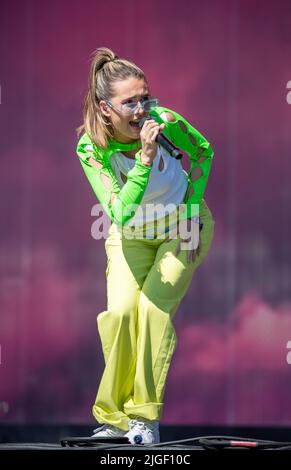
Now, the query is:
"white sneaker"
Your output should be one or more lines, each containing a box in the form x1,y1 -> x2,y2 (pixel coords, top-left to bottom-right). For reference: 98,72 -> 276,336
92,423 -> 127,438
124,417 -> 160,444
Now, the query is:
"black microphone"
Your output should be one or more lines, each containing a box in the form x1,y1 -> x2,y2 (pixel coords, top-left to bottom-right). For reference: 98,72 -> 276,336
138,116 -> 183,160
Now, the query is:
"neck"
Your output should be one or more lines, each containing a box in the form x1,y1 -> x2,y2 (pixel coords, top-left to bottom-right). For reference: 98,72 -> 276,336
109,138 -> 142,152
122,148 -> 140,159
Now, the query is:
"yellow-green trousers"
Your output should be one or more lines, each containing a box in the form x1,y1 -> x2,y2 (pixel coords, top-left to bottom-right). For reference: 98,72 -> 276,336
93,199 -> 215,430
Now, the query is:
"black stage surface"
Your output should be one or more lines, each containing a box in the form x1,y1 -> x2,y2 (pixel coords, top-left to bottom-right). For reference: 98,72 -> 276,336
1,425 -> 291,467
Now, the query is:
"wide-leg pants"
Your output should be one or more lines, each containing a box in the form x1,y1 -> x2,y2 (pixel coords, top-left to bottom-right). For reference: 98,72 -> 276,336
92,198 -> 215,430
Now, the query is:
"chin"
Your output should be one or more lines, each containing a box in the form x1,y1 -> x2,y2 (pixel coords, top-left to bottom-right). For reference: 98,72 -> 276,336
127,127 -> 141,139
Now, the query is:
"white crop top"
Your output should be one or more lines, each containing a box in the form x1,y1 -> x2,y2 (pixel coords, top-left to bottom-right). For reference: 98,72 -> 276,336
110,145 -> 188,230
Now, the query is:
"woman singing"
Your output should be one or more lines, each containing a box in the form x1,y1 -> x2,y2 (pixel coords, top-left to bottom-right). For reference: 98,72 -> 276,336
76,47 -> 215,445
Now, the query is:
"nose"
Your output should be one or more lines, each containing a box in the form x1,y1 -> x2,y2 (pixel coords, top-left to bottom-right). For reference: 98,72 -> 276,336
134,101 -> 148,119
136,101 -> 144,111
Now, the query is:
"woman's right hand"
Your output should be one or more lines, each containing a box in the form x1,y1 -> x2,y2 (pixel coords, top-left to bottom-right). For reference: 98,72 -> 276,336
140,119 -> 165,165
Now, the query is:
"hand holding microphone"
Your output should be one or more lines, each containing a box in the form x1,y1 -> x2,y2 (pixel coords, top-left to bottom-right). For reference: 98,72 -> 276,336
138,115 -> 183,161
139,119 -> 166,166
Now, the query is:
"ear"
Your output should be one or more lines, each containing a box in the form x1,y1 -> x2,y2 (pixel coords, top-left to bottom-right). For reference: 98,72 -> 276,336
99,100 -> 111,117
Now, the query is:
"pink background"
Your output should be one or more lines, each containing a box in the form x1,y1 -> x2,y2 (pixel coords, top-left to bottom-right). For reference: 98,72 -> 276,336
1,0 -> 291,425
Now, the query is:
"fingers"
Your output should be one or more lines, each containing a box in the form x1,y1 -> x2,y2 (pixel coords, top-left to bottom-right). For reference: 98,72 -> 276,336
190,247 -> 198,263
140,121 -> 165,158
167,236 -> 200,264
148,127 -> 160,142
186,243 -> 196,264
179,239 -> 201,264
175,240 -> 181,257
143,119 -> 164,129
190,237 -> 202,263
143,120 -> 164,136
197,238 -> 201,256
166,226 -> 177,242
165,220 -> 202,264
149,124 -> 164,141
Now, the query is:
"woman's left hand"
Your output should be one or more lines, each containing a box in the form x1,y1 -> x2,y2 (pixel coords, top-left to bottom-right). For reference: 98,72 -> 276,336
166,216 -> 201,264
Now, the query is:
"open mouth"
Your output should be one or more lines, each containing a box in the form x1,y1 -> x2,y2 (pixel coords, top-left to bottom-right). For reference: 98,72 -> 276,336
129,120 -> 141,129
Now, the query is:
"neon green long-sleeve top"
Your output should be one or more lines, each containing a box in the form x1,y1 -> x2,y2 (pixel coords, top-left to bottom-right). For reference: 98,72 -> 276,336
76,105 -> 214,226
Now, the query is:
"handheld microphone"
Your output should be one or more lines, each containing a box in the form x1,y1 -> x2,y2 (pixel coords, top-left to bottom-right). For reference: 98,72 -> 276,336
138,116 -> 183,160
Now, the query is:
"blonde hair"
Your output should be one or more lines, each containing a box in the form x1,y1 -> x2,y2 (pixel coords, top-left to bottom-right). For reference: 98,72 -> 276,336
76,47 -> 147,149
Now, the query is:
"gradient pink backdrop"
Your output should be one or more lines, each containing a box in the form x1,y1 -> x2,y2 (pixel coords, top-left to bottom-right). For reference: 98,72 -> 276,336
1,0 -> 291,426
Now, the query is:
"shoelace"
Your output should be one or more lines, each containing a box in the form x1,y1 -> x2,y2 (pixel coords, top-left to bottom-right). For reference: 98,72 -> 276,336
93,424 -> 118,433
129,419 -> 158,432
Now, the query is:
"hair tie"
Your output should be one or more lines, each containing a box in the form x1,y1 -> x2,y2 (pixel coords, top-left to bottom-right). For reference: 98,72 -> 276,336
100,58 -> 117,70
